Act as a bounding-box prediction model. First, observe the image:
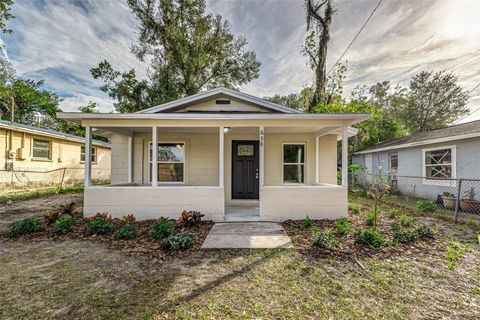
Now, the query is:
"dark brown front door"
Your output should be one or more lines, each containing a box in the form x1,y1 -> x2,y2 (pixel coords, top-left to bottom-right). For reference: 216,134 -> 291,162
232,140 -> 259,199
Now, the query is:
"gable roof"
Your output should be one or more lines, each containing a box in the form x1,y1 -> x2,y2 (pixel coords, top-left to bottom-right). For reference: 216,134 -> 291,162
137,87 -> 302,114
355,120 -> 480,155
0,120 -> 111,148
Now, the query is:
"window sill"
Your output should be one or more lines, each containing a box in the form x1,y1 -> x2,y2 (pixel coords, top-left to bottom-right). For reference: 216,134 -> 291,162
31,157 -> 53,162
422,178 -> 456,187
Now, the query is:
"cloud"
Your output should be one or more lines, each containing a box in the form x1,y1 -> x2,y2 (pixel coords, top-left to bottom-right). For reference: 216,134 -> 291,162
60,93 -> 115,113
3,0 -> 480,120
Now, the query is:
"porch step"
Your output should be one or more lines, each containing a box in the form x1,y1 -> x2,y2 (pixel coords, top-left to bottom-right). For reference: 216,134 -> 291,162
224,213 -> 261,222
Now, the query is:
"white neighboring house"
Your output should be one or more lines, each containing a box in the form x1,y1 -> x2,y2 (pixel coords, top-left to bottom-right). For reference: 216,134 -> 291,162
58,87 -> 369,222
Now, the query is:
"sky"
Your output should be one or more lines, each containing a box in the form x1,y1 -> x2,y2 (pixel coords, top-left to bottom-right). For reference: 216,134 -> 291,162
3,0 -> 480,122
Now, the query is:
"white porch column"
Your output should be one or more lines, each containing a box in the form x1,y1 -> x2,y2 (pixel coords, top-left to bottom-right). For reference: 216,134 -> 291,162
259,126 -> 265,187
127,136 -> 133,184
84,126 -> 92,188
219,126 -> 224,187
151,126 -> 158,187
315,135 -> 320,184
341,126 -> 348,187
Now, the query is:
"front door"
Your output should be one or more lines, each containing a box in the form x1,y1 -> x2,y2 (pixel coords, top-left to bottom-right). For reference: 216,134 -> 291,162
232,140 -> 259,199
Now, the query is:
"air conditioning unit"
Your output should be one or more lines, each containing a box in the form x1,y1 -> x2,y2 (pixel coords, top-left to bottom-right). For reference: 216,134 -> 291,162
7,149 -> 16,159
16,148 -> 27,160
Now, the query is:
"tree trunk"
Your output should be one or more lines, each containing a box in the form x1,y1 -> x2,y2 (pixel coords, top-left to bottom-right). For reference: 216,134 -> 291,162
310,25 -> 330,112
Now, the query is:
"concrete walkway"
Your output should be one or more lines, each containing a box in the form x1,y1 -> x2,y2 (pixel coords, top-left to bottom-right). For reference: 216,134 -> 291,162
201,222 -> 293,249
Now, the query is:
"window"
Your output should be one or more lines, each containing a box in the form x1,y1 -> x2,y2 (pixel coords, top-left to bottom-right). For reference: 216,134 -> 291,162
81,146 -> 97,163
422,146 -> 456,186
149,142 -> 185,182
32,139 -> 51,159
389,152 -> 398,176
283,143 -> 305,184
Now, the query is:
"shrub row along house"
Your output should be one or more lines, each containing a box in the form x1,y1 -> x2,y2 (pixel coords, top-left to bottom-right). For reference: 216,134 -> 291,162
58,87 -> 369,222
0,119 -> 111,184
352,120 -> 480,206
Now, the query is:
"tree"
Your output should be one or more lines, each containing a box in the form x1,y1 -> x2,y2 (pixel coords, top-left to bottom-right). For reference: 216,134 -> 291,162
92,0 -> 261,113
0,0 -> 13,34
394,71 -> 469,133
264,87 -> 313,112
0,79 -> 61,126
303,0 -> 334,111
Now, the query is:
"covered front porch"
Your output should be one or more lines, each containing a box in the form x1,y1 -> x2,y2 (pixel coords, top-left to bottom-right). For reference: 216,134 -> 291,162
75,114 -> 360,222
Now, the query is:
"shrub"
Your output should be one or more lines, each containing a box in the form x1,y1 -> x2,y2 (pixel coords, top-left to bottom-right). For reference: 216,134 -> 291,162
8,217 -> 44,237
303,215 -> 314,229
162,232 -> 196,250
416,200 -> 437,212
348,203 -> 361,214
392,226 -> 417,244
446,239 -> 464,269
353,229 -> 385,248
150,217 -> 175,240
335,217 -> 352,236
177,210 -> 204,227
313,230 -> 338,249
399,213 -> 413,227
387,208 -> 399,218
58,202 -> 76,215
415,224 -> 436,239
121,214 -> 136,224
88,214 -> 115,235
364,210 -> 376,226
114,223 -> 137,240
52,215 -> 77,235
43,210 -> 61,225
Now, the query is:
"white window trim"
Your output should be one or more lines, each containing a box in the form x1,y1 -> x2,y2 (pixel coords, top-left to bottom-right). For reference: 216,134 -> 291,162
32,137 -> 52,160
422,145 -> 456,187
388,152 -> 398,176
282,142 -> 306,185
148,141 -> 186,184
81,146 -> 97,164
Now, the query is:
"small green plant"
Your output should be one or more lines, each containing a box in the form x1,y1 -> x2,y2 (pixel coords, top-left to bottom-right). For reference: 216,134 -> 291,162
43,210 -> 61,225
446,239 -> 465,269
364,209 -> 376,226
312,230 -> 338,249
121,214 -> 136,224
114,223 -> 137,240
392,226 -> 417,244
415,224 -> 436,239
88,213 -> 115,235
7,217 -> 45,237
399,213 -> 413,227
58,202 -> 76,215
303,215 -> 314,229
464,187 -> 475,201
348,203 -> 361,214
150,217 -> 175,240
52,215 -> 77,235
353,229 -> 385,248
335,217 -> 352,236
162,232 -> 196,250
416,200 -> 437,212
387,208 -> 399,218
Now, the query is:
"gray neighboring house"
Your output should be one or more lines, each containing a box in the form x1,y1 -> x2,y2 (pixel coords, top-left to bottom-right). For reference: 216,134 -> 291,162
352,120 -> 480,201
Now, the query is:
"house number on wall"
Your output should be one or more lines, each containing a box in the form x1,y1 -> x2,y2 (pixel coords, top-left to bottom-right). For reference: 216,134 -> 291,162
260,129 -> 264,147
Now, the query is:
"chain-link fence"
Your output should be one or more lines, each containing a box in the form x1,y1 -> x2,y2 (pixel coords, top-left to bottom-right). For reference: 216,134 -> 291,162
351,173 -> 480,221
0,168 -> 110,196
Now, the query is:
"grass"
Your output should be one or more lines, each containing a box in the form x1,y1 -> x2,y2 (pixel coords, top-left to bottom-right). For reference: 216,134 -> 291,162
0,185 -> 83,204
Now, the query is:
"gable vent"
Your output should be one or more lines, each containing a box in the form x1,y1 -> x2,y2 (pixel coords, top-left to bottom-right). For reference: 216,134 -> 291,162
216,99 -> 231,105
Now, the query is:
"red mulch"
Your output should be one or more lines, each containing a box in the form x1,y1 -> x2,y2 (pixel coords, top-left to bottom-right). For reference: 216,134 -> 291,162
282,210 -> 442,261
0,217 -> 215,262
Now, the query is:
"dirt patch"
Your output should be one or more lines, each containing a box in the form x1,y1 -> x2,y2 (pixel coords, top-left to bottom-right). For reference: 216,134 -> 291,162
0,193 -> 83,231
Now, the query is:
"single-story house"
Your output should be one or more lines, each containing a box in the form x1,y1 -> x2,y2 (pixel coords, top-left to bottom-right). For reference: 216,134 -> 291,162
352,120 -> 480,201
58,87 -> 369,221
0,119 -> 111,183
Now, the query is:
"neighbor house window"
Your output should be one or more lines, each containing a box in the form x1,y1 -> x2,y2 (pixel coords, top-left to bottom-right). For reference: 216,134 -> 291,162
32,138 -> 51,159
81,146 -> 97,163
422,146 -> 456,185
389,152 -> 398,176
149,142 -> 185,182
283,143 -> 305,184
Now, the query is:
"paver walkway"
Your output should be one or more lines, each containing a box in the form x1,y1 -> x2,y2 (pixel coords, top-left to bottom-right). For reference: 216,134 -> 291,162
201,222 -> 293,249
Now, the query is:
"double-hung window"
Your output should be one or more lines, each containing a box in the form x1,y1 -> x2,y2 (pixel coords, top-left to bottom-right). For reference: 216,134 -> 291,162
283,143 -> 305,184
149,142 -> 185,182
422,146 -> 456,185
389,152 -> 398,178
32,139 -> 51,159
81,146 -> 97,163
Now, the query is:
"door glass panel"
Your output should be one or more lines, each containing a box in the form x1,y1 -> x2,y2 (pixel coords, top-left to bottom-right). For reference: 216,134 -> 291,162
237,144 -> 254,156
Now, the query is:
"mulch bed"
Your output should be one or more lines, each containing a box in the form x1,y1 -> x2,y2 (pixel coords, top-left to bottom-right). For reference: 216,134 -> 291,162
0,217 -> 215,262
282,207 -> 443,261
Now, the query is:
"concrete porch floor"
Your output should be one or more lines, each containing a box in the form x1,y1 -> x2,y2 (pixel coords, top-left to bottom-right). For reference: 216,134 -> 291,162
201,222 -> 293,249
224,205 -> 260,222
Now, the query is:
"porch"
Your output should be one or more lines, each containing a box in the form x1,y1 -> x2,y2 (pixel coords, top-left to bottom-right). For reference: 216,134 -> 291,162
79,116 -> 357,222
